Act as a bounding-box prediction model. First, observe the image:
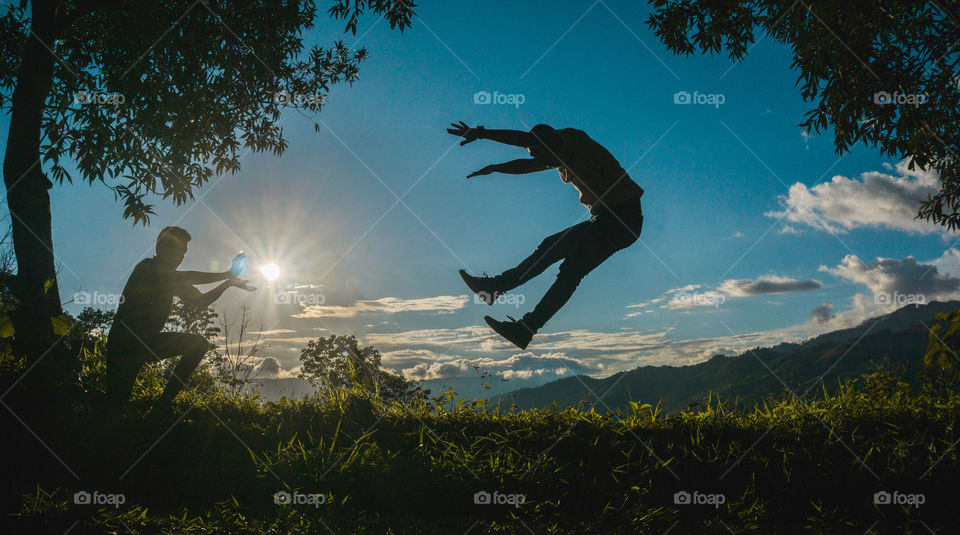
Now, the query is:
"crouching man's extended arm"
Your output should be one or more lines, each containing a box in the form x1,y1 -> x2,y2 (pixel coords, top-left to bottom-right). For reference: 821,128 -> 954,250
176,277 -> 255,309
173,270 -> 236,285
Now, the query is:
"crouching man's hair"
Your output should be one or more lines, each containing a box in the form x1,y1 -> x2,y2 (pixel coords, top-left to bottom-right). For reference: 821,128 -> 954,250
156,226 -> 191,253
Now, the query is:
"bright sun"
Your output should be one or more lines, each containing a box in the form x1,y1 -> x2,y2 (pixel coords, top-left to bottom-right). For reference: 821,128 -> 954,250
260,262 -> 281,281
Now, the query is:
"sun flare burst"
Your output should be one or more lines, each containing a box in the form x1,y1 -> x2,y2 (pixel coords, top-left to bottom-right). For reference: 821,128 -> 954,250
260,262 -> 281,281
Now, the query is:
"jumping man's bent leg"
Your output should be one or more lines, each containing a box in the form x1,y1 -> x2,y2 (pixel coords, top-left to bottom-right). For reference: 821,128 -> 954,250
495,219 -> 594,291
484,200 -> 643,348
461,219 -> 594,306
520,206 -> 643,334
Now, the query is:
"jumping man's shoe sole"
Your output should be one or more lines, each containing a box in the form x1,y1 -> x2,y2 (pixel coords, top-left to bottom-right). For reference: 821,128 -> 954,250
484,315 -> 533,350
459,269 -> 501,306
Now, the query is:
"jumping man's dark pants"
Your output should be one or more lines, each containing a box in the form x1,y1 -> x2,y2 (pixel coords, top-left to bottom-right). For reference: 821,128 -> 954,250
494,197 -> 644,332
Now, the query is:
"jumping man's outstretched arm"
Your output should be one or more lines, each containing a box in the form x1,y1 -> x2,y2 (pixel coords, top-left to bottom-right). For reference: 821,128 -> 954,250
468,159 -> 552,178
447,120 -> 534,148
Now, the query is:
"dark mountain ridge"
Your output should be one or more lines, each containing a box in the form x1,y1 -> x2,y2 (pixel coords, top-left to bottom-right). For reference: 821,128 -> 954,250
493,301 -> 959,413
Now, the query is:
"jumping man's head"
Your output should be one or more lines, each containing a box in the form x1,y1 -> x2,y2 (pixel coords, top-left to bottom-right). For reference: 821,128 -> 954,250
526,124 -> 562,167
155,226 -> 191,269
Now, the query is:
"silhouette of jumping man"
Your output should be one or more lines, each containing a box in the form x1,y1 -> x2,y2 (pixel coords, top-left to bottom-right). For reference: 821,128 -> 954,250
447,121 -> 644,349
105,226 -> 255,413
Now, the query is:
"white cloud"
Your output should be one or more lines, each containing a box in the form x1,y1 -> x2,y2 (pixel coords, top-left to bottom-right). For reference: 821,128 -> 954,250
778,225 -> 802,235
381,348 -> 461,370
666,284 -> 701,294
718,275 -> 822,297
723,230 -> 745,240
366,324 -> 497,350
765,159 -> 947,237
930,248 -> 960,279
254,357 -> 281,378
809,302 -> 835,324
401,352 -> 595,380
627,275 -> 822,317
241,304 -> 919,383
624,301 -> 652,318
667,290 -> 727,309
293,295 -> 469,318
224,356 -> 301,380
258,336 -> 322,352
250,328 -> 297,336
807,253 -> 960,329
697,347 -> 738,360
819,254 -> 960,307
259,252 -> 960,385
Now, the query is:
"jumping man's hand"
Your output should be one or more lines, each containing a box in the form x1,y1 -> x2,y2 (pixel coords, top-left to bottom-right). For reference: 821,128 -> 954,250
467,165 -> 493,179
447,120 -> 483,146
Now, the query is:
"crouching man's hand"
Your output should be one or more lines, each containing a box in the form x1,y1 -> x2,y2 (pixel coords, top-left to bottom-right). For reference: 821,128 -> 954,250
232,278 -> 257,292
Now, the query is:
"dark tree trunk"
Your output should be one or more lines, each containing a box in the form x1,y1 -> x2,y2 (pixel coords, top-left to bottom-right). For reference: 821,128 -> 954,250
2,0 -> 71,389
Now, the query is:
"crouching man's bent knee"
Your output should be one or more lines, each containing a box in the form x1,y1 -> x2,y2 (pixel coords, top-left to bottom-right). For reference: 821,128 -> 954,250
153,332 -> 211,408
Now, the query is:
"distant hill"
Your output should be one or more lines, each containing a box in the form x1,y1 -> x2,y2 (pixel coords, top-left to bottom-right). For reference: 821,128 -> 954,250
767,299 -> 959,353
420,375 -> 549,401
250,371 -> 539,402
493,301 -> 960,413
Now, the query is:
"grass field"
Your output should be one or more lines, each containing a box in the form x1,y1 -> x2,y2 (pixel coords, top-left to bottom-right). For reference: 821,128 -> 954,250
3,369 -> 958,534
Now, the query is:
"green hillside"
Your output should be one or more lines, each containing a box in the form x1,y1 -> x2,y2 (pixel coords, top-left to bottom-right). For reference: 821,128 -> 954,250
495,302 -> 960,413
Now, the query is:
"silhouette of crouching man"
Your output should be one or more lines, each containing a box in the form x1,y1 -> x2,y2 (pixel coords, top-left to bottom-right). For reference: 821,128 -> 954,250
105,226 -> 255,414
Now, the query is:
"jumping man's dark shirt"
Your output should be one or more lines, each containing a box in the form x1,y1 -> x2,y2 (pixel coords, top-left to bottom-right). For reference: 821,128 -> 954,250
549,128 -> 644,214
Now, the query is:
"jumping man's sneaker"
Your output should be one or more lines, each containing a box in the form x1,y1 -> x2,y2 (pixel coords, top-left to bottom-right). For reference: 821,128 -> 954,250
459,269 -> 504,306
484,315 -> 534,350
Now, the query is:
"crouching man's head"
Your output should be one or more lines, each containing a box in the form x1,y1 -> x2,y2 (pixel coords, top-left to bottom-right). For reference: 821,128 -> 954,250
156,226 -> 191,269
526,124 -> 563,167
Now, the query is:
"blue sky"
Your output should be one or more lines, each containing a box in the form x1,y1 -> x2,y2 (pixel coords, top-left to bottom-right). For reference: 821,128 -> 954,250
3,0 -> 958,391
